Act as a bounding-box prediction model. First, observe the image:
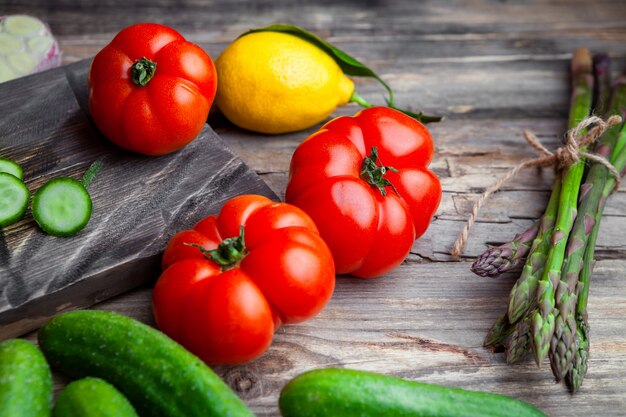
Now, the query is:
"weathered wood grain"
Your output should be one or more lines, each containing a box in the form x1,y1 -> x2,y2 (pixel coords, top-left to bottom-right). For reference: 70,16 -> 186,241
0,60 -> 276,339
7,1 -> 626,417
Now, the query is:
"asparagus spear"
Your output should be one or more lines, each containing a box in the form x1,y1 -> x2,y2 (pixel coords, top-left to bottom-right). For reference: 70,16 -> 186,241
550,74 -> 626,380
593,54 -> 612,117
532,48 -> 594,366
507,179 -> 561,323
472,221 -> 540,278
568,323 -> 589,392
506,315 -> 533,364
484,314 -> 514,350
567,123 -> 626,391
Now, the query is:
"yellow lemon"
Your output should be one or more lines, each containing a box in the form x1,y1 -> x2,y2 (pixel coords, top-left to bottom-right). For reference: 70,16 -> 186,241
215,31 -> 354,134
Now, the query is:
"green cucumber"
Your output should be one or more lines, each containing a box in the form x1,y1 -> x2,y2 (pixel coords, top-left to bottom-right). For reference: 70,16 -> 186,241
38,310 -> 254,417
0,172 -> 29,227
0,339 -> 52,417
53,377 -> 138,417
0,157 -> 24,180
279,368 -> 546,417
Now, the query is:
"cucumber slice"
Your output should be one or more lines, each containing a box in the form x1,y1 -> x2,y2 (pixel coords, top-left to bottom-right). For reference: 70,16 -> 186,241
28,35 -> 53,55
0,33 -> 22,54
4,15 -> 44,37
0,157 -> 24,180
0,172 -> 29,227
8,52 -> 36,74
32,178 -> 92,237
0,61 -> 16,83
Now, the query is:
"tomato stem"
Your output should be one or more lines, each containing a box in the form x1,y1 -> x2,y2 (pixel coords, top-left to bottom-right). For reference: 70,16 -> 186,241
81,159 -> 103,189
350,91 -> 375,108
350,91 -> 443,124
187,226 -> 247,268
360,146 -> 399,197
131,57 -> 157,87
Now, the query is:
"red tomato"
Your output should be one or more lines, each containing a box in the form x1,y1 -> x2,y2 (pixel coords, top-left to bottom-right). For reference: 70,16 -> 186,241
89,23 -> 217,155
286,107 -> 441,278
152,194 -> 335,364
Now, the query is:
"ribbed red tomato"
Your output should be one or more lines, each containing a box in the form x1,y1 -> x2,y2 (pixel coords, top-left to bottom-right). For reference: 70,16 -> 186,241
286,107 -> 441,278
152,195 -> 335,364
89,23 -> 217,155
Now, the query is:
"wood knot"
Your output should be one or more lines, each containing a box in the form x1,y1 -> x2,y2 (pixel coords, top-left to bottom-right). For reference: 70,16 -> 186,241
222,368 -> 261,399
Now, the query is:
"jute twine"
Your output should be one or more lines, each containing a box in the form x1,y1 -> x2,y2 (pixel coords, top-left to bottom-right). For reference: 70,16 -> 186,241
451,114 -> 623,257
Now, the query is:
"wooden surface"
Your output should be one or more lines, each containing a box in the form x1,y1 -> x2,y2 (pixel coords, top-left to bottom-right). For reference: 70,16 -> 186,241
0,59 -> 275,339
4,1 -> 626,416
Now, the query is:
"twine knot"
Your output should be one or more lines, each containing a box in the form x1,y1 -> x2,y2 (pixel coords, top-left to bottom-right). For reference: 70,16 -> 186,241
451,114 -> 623,257
524,114 -> 622,170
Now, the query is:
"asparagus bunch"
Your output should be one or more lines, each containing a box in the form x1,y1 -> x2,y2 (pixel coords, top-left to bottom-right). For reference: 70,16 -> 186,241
482,48 -> 591,353
480,49 -> 626,392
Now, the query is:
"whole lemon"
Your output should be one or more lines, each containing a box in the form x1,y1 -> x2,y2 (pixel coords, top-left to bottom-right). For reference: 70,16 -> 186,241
216,31 -> 354,134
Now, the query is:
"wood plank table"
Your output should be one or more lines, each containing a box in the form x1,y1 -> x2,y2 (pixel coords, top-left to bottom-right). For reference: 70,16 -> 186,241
5,1 -> 626,416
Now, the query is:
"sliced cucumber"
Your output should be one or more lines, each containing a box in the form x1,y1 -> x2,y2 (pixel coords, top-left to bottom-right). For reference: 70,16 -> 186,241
8,52 -> 36,74
28,35 -> 53,55
0,172 -> 29,227
0,157 -> 24,180
0,61 -> 17,83
32,178 -> 92,237
0,15 -> 62,83
4,15 -> 44,37
0,33 -> 21,54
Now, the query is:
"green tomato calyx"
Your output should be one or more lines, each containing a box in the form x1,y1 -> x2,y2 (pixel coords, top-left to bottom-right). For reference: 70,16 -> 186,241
131,57 -> 157,87
187,225 -> 247,269
360,146 -> 399,197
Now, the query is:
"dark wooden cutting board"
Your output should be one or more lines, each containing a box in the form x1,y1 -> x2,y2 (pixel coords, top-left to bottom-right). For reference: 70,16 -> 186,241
0,59 -> 276,340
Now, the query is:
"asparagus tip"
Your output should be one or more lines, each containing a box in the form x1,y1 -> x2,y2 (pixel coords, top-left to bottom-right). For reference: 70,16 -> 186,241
471,247 -> 509,277
572,48 -> 593,74
592,53 -> 610,74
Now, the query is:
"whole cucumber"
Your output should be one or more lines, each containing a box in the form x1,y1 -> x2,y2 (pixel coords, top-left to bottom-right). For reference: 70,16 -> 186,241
53,377 -> 138,417
279,368 -> 546,417
38,310 -> 254,417
0,339 -> 52,417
